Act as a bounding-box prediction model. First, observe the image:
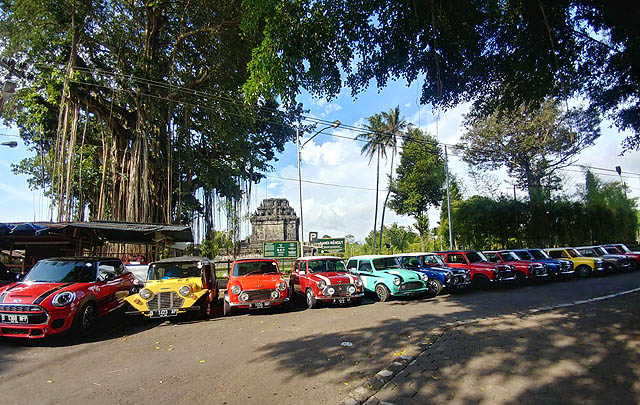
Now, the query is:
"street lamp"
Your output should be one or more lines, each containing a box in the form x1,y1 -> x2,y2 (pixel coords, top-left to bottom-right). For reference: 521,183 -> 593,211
1,141 -> 17,148
297,119 -> 341,256
615,166 -> 627,198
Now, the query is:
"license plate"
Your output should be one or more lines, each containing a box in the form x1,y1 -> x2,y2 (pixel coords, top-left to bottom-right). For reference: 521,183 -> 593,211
1,314 -> 28,324
149,309 -> 177,318
334,298 -> 346,304
250,302 -> 270,309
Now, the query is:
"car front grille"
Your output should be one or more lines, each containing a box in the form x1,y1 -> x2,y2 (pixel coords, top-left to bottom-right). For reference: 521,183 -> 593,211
451,275 -> 467,285
0,304 -> 48,325
497,269 -> 515,280
327,284 -> 354,296
400,281 -> 423,291
245,289 -> 274,301
147,292 -> 184,310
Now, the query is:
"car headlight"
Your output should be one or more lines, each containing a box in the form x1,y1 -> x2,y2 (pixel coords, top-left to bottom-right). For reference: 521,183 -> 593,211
326,287 -> 336,295
421,274 -> 429,282
492,268 -> 498,275
139,288 -> 152,300
393,278 -> 401,286
178,285 -> 191,297
317,280 -> 326,289
277,281 -> 287,291
354,278 -> 363,287
445,273 -> 452,282
231,285 -> 242,295
348,285 -> 356,294
51,291 -> 76,307
239,292 -> 249,302
271,290 -> 280,300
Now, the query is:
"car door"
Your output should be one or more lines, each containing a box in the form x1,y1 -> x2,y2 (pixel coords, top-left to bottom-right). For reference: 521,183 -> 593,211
291,259 -> 303,293
356,260 -> 374,290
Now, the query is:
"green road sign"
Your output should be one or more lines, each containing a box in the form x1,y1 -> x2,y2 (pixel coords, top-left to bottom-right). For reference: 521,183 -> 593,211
317,238 -> 346,254
263,241 -> 300,258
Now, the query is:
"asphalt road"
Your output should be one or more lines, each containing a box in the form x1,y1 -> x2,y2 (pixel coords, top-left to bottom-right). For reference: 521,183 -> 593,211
1,271 -> 639,405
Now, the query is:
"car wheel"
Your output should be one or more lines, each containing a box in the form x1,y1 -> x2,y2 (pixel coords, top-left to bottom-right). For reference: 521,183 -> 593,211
375,284 -> 391,302
576,265 -> 591,277
73,302 -> 97,337
223,298 -> 233,317
305,289 -> 318,309
289,281 -> 297,301
605,263 -> 616,273
426,279 -> 442,297
471,275 -> 491,290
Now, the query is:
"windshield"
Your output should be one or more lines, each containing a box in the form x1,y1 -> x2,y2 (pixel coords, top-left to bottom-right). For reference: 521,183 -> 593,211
604,246 -> 620,254
23,260 -> 96,283
593,247 -> 608,256
617,244 -> 631,253
148,262 -> 201,280
372,257 -> 400,270
567,248 -> 582,257
421,254 -> 444,266
500,252 -> 518,261
514,251 -> 533,260
401,256 -> 421,268
579,248 -> 597,257
307,259 -> 346,273
466,252 -> 487,263
233,261 -> 279,276
529,249 -> 550,260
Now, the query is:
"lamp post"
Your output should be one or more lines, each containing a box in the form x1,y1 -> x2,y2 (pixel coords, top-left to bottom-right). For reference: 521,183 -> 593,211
615,166 -> 627,198
297,119 -> 341,256
1,141 -> 17,148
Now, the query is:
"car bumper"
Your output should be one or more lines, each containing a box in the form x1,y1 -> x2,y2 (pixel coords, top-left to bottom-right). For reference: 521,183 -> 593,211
0,308 -> 75,339
229,298 -> 289,308
316,293 -> 364,302
392,288 -> 429,296
125,306 -> 201,317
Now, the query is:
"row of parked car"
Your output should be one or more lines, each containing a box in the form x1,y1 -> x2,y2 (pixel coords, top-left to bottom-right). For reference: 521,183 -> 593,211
0,243 -> 637,339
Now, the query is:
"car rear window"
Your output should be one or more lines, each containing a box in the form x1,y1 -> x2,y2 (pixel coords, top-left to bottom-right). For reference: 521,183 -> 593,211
233,261 -> 279,276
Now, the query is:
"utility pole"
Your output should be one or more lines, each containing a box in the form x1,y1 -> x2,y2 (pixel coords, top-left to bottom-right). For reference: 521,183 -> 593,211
615,166 -> 627,198
444,145 -> 453,250
514,185 -> 518,247
297,127 -> 304,256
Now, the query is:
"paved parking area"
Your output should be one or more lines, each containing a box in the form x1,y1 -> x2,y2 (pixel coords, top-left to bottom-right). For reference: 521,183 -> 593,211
1,272 -> 639,404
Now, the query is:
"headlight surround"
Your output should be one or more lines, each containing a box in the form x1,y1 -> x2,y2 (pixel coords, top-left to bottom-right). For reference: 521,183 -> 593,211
421,274 -> 429,282
393,277 -> 401,286
277,281 -> 287,291
51,291 -> 76,307
270,290 -> 280,300
348,285 -> 356,294
317,280 -> 326,289
492,268 -> 498,275
230,285 -> 242,295
326,287 -> 336,295
178,285 -> 191,297
354,278 -> 363,287
139,288 -> 152,300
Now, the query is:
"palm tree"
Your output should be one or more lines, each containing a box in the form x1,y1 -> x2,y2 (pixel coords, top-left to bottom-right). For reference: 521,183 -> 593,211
378,106 -> 407,252
356,114 -> 387,254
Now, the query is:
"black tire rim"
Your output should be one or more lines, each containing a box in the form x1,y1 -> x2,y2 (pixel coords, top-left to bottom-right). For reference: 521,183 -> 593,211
82,305 -> 95,331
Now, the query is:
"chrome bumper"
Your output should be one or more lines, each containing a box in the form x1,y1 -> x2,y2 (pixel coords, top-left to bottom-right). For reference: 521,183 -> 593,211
229,298 -> 289,307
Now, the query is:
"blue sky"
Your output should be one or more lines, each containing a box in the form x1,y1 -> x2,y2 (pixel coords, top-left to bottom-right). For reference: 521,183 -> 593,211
2,77 -> 640,242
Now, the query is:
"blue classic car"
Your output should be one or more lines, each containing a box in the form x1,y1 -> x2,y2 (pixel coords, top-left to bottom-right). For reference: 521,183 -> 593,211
509,249 -> 575,278
345,255 -> 429,301
394,253 -> 471,296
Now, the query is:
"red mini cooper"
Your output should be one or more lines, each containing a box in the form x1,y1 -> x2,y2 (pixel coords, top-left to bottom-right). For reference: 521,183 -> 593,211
290,256 -> 364,309
0,257 -> 134,338
223,258 -> 290,316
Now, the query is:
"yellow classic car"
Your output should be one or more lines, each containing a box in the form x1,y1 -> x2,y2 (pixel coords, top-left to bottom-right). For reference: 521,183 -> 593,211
125,256 -> 217,319
545,248 -> 605,277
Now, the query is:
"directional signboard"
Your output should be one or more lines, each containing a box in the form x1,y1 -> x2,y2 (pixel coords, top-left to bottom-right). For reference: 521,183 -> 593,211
317,238 -> 346,254
263,241 -> 300,258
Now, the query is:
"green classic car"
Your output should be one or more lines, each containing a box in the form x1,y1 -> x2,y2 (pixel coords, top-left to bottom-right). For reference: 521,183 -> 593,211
345,255 -> 429,301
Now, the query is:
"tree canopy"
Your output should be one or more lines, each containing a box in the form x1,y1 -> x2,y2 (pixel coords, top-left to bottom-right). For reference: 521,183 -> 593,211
242,0 -> 640,149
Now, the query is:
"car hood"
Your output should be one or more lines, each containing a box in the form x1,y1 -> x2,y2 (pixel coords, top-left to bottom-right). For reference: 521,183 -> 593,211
231,273 -> 284,290
144,277 -> 203,292
601,254 -> 627,260
306,272 -> 358,285
379,269 -> 423,281
0,281 -> 83,304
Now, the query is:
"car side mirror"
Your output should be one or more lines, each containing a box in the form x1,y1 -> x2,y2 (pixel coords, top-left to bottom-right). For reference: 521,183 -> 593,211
15,273 -> 24,281
299,271 -> 305,275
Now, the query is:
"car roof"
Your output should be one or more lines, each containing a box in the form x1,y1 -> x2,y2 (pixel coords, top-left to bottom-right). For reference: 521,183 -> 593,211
42,257 -> 121,262
392,252 -> 438,257
348,255 -> 391,260
151,256 -> 211,264
298,256 -> 342,260
233,258 -> 278,262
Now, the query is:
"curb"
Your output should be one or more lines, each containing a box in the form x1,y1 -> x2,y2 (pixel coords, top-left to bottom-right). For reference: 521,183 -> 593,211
338,287 -> 640,405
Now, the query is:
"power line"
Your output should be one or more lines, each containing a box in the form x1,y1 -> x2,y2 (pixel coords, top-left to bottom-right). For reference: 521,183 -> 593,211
265,175 -> 388,192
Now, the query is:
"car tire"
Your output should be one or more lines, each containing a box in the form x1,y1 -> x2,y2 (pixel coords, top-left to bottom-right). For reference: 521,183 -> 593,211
426,279 -> 442,297
223,298 -> 233,317
289,281 -> 297,301
471,275 -> 491,290
305,288 -> 318,309
576,265 -> 591,277
605,263 -> 616,273
72,302 -> 97,337
375,284 -> 391,302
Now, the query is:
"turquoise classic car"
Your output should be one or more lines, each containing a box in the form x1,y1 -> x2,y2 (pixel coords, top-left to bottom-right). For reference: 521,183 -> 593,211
345,255 -> 429,301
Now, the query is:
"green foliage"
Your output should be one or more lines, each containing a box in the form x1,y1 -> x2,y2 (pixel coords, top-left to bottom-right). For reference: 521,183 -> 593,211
241,0 -> 640,150
389,127 -> 445,248
200,230 -> 234,260
362,223 -> 419,255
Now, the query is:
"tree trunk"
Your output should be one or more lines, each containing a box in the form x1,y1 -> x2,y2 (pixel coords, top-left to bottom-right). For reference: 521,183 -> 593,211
372,148 -> 380,254
379,151 -> 395,251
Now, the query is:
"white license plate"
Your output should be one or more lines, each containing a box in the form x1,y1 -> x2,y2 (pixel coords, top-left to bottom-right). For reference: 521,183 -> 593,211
1,314 -> 28,324
250,302 -> 270,309
149,309 -> 177,318
334,298 -> 346,304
